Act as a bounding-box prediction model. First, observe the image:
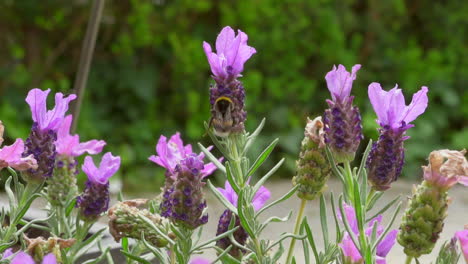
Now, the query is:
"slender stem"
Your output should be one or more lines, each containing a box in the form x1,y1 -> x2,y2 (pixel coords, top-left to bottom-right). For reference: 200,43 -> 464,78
228,135 -> 245,187
253,237 -> 263,262
343,161 -> 354,202
285,199 -> 307,264
405,256 -> 413,264
71,0 -> 106,133
170,245 -> 176,264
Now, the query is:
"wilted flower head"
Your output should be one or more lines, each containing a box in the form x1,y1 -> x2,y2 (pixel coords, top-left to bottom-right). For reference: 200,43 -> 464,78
203,26 -> 256,82
0,122 -> 37,171
339,203 -> 398,264
77,152 -> 121,219
423,149 -> 468,190
56,115 -> 105,157
2,249 -> 57,264
323,64 -> 363,162
366,84 -> 429,191
25,88 -> 76,133
216,181 -> 270,258
456,229 -> 468,263
149,133 -> 217,177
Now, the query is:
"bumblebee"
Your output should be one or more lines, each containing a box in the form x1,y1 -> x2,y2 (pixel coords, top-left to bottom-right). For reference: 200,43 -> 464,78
209,96 -> 235,137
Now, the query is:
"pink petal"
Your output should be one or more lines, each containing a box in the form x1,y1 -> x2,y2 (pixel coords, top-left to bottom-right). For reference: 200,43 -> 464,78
72,139 -> 106,156
215,26 -> 235,55
154,135 -> 172,171
25,88 -> 50,129
339,234 -> 362,262
252,185 -> 270,211
385,86 -> 406,127
44,92 -> 77,131
325,64 -> 360,102
203,42 -> 224,78
217,181 -> 238,206
401,86 -> 429,125
11,252 -> 35,264
339,203 -> 359,234
42,253 -> 57,264
2,248 -> 13,258
82,156 -> 100,183
368,82 -> 388,125
229,30 -> 256,76
225,32 -> 243,73
458,176 -> 468,186
98,152 -> 121,183
456,230 -> 468,262
190,257 -> 211,264
57,115 -> 73,141
0,139 -> 37,171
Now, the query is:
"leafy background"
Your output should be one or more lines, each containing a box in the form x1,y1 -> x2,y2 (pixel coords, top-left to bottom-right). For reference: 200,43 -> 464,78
1,0 -> 467,192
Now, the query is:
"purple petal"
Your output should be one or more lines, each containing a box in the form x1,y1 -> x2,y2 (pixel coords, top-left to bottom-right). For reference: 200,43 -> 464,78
215,26 -> 235,55
2,248 -> 13,258
44,92 -> 77,131
339,203 -> 359,234
217,181 -> 238,206
25,88 -> 50,130
456,230 -> 468,262
325,64 -> 360,102
11,252 -> 35,264
42,253 -> 58,264
252,185 -> 271,211
203,42 -> 225,78
98,152 -> 121,183
0,139 -> 37,171
459,176 -> 468,186
376,229 -> 398,257
82,156 -> 100,183
153,135 -> 172,171
401,86 -> 429,125
229,30 -> 257,77
376,256 -> 387,264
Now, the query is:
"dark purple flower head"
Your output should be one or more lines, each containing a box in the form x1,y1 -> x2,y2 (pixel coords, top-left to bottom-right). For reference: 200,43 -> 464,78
216,181 -> 271,258
326,64 -> 361,103
323,64 -> 363,162
367,83 -> 429,190
161,153 -> 210,229
77,152 -> 120,219
25,88 -> 76,133
149,133 -> 217,177
339,203 -> 398,264
203,26 -> 256,82
56,115 -> 106,157
368,83 -> 428,130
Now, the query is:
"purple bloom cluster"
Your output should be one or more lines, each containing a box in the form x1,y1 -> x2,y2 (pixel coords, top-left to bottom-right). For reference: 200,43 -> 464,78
150,133 -> 218,229
22,89 -> 76,180
203,26 -> 256,137
339,203 -> 398,264
215,181 -> 270,258
366,83 -> 428,190
77,152 -> 120,219
323,65 -> 363,162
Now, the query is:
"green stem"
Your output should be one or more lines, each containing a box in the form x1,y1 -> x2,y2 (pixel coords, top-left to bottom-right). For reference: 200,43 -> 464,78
343,162 -> 354,202
285,199 -> 307,264
170,245 -> 176,264
405,256 -> 413,264
228,135 -> 245,187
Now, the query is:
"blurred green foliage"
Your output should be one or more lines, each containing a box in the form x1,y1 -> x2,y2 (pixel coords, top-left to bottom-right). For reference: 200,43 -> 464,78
0,0 -> 466,191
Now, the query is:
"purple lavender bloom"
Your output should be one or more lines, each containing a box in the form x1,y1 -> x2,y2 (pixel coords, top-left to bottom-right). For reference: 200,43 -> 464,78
339,203 -> 398,264
162,154 -> 210,229
23,88 -> 76,181
77,152 -> 120,219
216,181 -> 271,258
323,65 -> 363,162
203,26 -> 256,81
56,115 -> 106,157
2,249 -> 57,264
203,26 -> 256,137
366,83 -> 428,190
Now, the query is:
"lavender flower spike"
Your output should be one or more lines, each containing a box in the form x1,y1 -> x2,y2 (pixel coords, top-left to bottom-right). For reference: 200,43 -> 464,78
203,26 -> 256,137
339,203 -> 398,264
23,88 -> 76,181
77,152 -> 120,220
323,64 -> 363,162
366,83 -> 428,190
216,181 -> 271,258
49,115 -> 106,205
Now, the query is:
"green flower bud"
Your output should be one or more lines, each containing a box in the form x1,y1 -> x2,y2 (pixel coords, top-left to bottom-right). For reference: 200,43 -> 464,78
108,199 -> 173,247
47,155 -> 78,206
292,117 -> 332,200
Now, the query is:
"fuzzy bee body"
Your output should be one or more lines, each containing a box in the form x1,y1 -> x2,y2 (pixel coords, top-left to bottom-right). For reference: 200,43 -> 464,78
210,96 -> 235,137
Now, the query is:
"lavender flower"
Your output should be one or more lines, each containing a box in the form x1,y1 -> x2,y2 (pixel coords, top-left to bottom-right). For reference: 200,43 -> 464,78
77,152 -> 120,220
339,203 -> 398,264
0,121 -> 37,171
456,229 -> 468,263
323,65 -> 363,162
23,88 -> 76,181
2,249 -> 57,264
366,83 -> 428,190
203,26 -> 256,137
216,181 -> 270,258
149,133 -> 216,227
49,115 -> 106,205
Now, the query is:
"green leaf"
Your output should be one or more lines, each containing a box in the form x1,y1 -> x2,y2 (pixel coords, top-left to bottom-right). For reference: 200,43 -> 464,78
191,226 -> 239,252
121,250 -> 152,264
225,162 -> 241,194
243,118 -> 266,154
237,190 -> 256,238
256,186 -> 298,218
357,140 -> 373,181
65,199 -> 76,217
302,218 -> 319,263
247,138 -> 278,178
371,202 -> 402,253
252,158 -> 284,197
366,195 -> 400,222
141,233 -> 168,262
198,143 -> 226,173
138,215 -> 175,245
320,194 -> 329,247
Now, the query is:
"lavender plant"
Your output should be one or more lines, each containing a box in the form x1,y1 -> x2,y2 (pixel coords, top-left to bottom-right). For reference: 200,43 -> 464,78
1,25 -> 468,264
